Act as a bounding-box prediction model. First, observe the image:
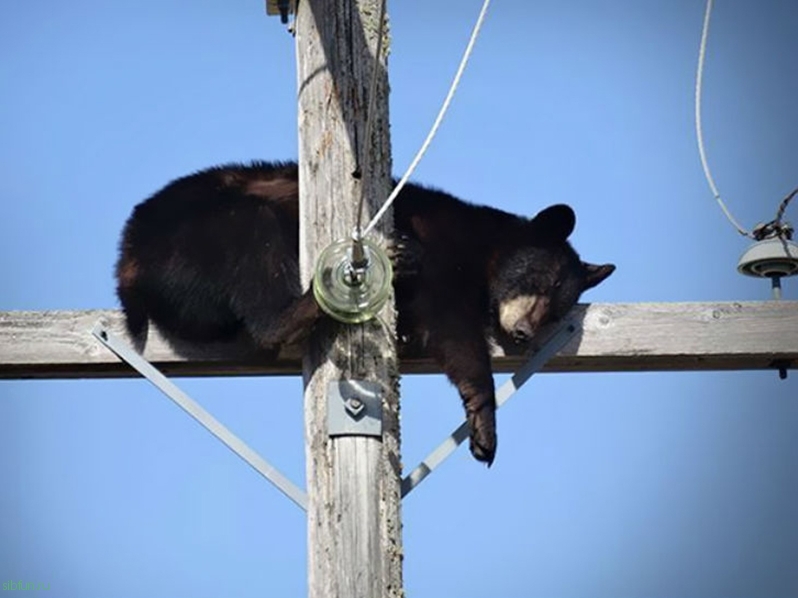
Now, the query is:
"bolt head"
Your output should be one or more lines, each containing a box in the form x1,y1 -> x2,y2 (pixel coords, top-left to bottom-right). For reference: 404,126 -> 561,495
345,397 -> 365,418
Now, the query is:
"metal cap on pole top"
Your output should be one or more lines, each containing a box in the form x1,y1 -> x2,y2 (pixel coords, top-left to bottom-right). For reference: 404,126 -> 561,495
265,0 -> 296,24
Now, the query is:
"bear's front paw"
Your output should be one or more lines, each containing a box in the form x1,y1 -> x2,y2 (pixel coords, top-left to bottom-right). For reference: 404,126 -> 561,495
467,407 -> 497,467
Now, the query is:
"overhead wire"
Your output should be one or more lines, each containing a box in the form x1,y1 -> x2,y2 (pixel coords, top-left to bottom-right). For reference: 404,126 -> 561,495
358,0 -> 788,244
354,0 -> 388,239
360,0 -> 492,238
775,186 -> 798,230
695,0 -> 753,238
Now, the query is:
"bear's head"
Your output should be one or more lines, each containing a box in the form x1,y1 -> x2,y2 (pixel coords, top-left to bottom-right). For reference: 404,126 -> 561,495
490,204 -> 615,342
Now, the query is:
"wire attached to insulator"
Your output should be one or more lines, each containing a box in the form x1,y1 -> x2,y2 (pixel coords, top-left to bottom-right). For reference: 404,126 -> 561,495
773,186 -> 798,234
752,186 -> 798,241
315,0 -> 492,324
353,0 -> 388,237
695,0 -> 753,238
361,0 -> 492,238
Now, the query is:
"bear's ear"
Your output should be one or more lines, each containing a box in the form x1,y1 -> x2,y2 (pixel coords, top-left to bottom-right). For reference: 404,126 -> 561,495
582,262 -> 616,291
529,204 -> 576,241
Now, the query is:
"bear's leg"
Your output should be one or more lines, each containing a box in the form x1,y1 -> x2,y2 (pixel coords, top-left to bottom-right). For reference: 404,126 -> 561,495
116,280 -> 149,352
429,326 -> 497,465
244,288 -> 322,347
220,223 -> 323,347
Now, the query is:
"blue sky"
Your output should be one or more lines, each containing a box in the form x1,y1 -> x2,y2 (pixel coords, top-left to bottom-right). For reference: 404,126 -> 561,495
1,1 -> 797,597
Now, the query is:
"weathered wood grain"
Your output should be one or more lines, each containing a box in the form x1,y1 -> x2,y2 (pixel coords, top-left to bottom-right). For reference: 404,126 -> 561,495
1,301 -> 796,380
0,309 -> 301,379
296,1 -> 402,598
484,300 -> 798,374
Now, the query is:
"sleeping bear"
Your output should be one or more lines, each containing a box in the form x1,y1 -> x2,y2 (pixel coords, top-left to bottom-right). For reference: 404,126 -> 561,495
116,161 -> 615,465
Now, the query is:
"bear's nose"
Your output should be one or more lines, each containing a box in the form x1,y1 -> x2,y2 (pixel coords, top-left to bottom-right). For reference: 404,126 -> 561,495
511,322 -> 533,343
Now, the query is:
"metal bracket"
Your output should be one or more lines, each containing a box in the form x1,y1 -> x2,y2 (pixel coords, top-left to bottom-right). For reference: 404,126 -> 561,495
401,319 -> 581,497
91,321 -> 308,512
327,380 -> 383,438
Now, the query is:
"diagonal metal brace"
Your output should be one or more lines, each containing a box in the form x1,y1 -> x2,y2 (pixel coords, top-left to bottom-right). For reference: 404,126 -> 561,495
401,319 -> 580,497
91,321 -> 308,511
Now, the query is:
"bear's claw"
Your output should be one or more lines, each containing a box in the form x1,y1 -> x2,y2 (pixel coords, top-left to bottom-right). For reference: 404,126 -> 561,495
467,409 -> 497,467
387,233 -> 424,278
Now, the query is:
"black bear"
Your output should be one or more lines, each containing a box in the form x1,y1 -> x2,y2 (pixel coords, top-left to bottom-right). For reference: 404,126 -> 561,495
116,161 -> 614,465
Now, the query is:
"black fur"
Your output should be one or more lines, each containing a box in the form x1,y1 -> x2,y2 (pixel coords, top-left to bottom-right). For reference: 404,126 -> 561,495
117,161 -> 615,465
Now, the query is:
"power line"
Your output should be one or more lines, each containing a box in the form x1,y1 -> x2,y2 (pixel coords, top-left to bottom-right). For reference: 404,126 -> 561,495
354,0 -> 388,238
361,0 -> 492,238
694,0 -> 753,238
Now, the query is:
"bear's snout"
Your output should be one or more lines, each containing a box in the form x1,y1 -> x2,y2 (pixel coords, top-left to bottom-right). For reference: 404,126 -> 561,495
499,294 -> 550,342
511,321 -> 534,343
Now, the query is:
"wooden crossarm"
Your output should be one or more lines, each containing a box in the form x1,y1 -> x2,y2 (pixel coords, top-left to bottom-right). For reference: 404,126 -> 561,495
1,301 -> 795,380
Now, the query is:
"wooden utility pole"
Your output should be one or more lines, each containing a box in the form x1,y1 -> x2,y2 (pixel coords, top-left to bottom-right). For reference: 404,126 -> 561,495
295,2 -> 403,598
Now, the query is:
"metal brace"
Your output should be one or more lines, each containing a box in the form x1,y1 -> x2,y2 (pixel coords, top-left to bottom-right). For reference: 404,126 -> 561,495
401,319 -> 580,497
91,321 -> 308,511
93,317 -> 577,506
327,380 -> 383,437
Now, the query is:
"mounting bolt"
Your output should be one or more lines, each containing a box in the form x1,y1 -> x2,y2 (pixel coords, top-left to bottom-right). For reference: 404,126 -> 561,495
327,380 -> 382,437
345,397 -> 365,418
